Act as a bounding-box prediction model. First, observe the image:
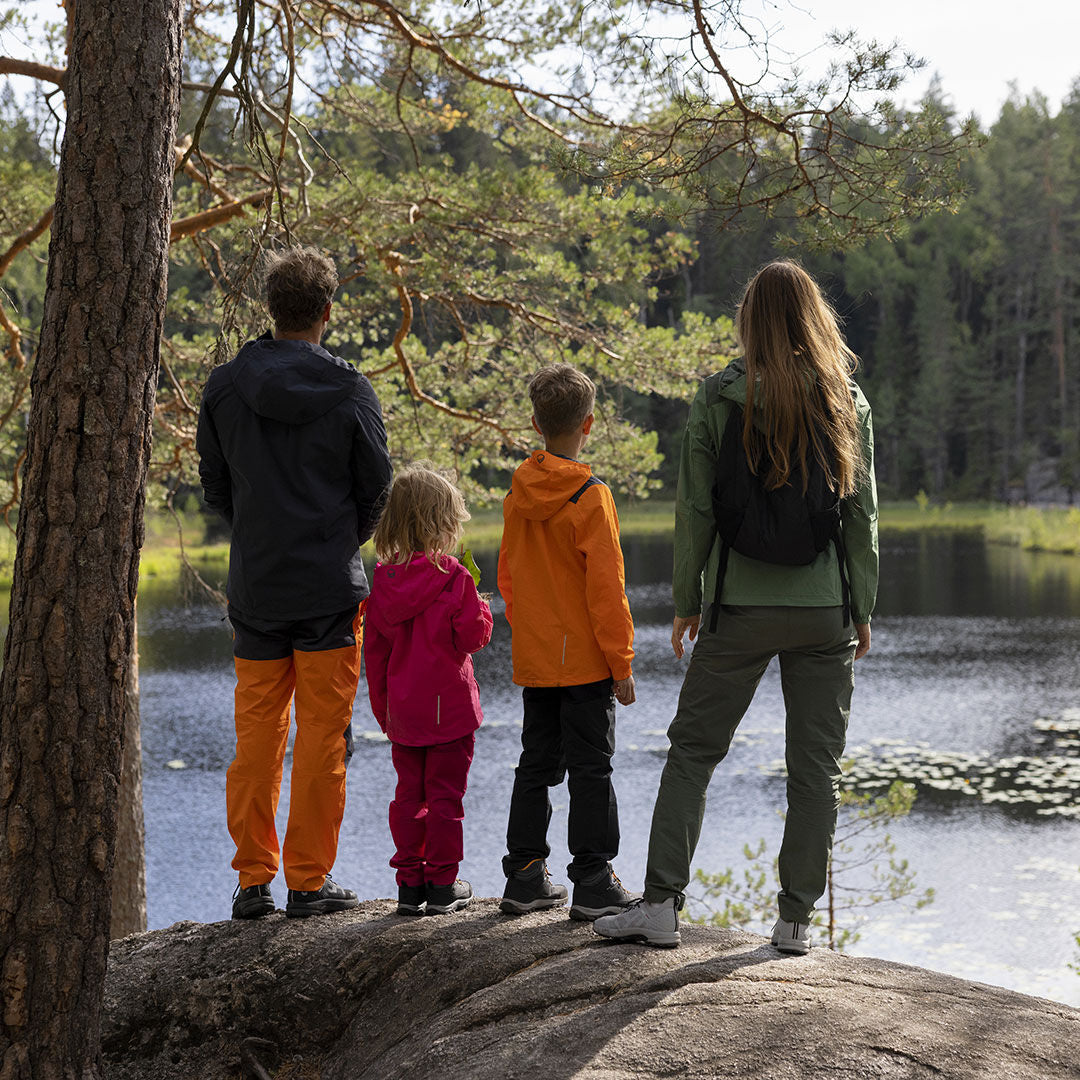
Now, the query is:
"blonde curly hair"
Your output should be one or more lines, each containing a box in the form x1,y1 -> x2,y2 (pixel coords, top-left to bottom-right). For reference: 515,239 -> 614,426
372,463 -> 470,570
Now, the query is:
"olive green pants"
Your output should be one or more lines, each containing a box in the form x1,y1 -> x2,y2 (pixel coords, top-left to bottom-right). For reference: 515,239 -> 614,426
643,605 -> 856,923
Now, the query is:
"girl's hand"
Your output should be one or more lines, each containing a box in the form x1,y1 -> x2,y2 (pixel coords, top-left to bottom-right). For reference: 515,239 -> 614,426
671,616 -> 700,659
854,622 -> 871,660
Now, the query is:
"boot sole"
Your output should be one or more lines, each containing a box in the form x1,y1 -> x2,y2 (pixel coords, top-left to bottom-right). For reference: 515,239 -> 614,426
426,896 -> 471,915
396,903 -> 426,916
594,927 -> 680,948
773,940 -> 810,955
499,896 -> 568,914
232,902 -> 274,920
285,898 -> 359,918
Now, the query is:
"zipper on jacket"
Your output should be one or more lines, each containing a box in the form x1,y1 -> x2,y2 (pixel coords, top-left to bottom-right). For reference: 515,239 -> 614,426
436,696 -> 441,726
561,635 -> 567,665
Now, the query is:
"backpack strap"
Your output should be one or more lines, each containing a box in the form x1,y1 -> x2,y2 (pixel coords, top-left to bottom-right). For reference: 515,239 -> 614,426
833,524 -> 852,628
569,476 -> 603,503
707,539 -> 732,634
707,403 -> 742,633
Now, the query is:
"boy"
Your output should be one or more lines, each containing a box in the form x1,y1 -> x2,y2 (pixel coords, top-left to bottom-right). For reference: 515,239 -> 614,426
197,246 -> 392,920
497,363 -> 637,920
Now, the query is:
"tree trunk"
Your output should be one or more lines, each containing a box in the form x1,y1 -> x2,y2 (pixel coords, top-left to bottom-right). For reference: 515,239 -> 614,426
0,1 -> 182,1075
111,611 -> 147,941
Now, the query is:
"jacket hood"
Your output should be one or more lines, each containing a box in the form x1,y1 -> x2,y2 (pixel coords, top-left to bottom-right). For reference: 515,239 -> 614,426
509,450 -> 593,521
228,334 -> 358,424
716,356 -> 869,418
369,554 -> 458,625
717,357 -> 748,405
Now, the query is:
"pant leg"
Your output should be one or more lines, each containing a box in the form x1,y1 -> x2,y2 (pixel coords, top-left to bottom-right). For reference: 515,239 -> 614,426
227,611 -> 296,888
389,743 -> 428,888
561,679 -> 619,882
421,733 -> 475,886
282,604 -> 364,891
643,607 -> 777,904
776,607 -> 856,922
503,687 -> 565,874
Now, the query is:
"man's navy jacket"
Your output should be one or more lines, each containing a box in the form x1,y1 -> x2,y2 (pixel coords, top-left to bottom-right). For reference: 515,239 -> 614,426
196,333 -> 393,621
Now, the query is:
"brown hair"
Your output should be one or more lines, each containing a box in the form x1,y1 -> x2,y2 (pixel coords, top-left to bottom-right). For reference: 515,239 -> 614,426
372,463 -> 470,570
735,260 -> 863,497
528,363 -> 596,438
264,247 -> 338,332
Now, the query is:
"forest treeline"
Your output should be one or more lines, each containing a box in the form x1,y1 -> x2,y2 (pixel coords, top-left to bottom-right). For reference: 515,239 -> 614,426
640,85 -> 1080,503
2,67 -> 1077,507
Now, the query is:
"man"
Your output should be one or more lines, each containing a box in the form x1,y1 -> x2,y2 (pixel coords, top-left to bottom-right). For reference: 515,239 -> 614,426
197,246 -> 392,919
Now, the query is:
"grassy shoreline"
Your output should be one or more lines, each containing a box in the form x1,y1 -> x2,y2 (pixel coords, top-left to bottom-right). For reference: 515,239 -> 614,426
1,500 -> 1078,590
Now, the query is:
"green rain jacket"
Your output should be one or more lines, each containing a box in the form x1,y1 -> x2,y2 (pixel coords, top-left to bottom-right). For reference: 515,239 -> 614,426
673,358 -> 879,625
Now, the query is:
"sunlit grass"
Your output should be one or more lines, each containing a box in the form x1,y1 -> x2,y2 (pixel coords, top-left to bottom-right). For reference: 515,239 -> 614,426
880,499 -> 1080,555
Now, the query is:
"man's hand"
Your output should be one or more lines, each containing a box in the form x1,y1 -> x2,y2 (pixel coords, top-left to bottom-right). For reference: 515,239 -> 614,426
854,622 -> 871,660
671,616 -> 700,659
613,675 -> 636,705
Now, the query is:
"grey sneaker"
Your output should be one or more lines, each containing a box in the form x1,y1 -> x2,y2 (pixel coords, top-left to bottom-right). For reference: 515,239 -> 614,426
771,917 -> 812,955
593,896 -> 681,948
231,882 -> 274,920
285,874 -> 359,918
500,859 -> 569,914
426,879 -> 472,915
569,865 -> 639,921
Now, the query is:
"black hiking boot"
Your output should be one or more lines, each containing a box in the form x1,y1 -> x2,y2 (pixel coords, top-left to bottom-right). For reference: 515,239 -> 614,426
569,865 -> 639,922
500,859 -> 568,914
285,874 -> 359,918
397,883 -> 427,916
232,882 -> 275,920
426,879 -> 473,915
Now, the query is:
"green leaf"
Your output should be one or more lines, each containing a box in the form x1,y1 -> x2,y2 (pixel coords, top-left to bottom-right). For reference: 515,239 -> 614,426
461,548 -> 482,587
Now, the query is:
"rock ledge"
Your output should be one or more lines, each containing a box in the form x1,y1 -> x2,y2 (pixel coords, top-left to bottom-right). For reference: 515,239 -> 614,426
103,899 -> 1080,1079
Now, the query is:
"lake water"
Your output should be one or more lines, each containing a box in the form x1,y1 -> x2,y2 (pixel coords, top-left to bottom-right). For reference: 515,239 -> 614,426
7,530 -> 1080,1006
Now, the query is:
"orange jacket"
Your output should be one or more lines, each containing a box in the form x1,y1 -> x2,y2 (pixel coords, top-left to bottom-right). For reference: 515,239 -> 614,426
498,450 -> 634,686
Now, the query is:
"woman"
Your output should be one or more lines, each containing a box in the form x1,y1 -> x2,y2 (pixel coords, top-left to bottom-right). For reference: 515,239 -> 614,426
595,260 -> 878,951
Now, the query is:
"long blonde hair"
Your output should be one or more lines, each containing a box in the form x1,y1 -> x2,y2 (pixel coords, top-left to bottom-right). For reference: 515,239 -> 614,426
736,260 -> 863,497
372,463 -> 470,570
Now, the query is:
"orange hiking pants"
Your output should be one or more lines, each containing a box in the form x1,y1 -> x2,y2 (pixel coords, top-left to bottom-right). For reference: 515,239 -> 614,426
226,603 -> 364,891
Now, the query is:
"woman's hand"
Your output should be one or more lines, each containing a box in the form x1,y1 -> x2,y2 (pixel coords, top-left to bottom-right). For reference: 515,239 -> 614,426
671,616 -> 700,659
613,675 -> 636,705
854,622 -> 871,660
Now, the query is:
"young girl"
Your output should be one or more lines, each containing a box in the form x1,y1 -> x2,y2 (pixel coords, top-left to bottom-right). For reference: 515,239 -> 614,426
364,464 -> 493,916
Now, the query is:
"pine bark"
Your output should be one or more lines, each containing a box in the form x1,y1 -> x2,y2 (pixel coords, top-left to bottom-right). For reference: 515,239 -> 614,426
0,1 -> 182,1076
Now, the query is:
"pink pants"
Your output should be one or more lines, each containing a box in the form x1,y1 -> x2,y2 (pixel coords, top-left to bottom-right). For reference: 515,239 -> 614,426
389,733 -> 475,887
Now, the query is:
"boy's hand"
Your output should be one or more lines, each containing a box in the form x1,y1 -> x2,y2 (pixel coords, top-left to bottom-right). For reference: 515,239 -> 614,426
671,616 -> 700,659
613,675 -> 636,705
854,622 -> 871,660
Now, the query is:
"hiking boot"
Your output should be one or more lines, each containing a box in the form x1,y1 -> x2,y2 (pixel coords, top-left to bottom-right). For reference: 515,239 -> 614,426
500,859 -> 569,914
593,897 -> 681,948
426,879 -> 472,915
569,865 -> 640,922
232,882 -> 274,920
285,874 -> 359,918
396,883 -> 426,916
771,917 -> 812,955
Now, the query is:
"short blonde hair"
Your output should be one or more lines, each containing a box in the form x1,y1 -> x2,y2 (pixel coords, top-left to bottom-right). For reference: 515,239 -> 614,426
372,463 -> 470,569
264,247 -> 338,332
528,363 -> 596,438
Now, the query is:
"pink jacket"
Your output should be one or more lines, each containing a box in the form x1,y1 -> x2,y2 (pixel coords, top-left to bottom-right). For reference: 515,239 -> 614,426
364,553 -> 493,746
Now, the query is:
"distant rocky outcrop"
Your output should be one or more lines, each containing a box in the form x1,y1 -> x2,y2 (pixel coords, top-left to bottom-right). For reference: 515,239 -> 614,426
102,899 -> 1079,1079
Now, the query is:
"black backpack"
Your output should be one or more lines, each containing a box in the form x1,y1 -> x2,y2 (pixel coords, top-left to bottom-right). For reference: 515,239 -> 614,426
708,395 -> 850,632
